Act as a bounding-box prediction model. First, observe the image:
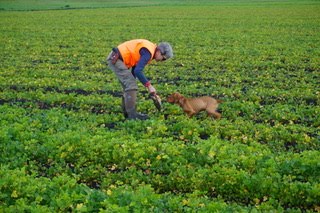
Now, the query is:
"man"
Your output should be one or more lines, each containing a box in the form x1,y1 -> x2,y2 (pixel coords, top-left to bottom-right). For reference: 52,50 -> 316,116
107,39 -> 173,120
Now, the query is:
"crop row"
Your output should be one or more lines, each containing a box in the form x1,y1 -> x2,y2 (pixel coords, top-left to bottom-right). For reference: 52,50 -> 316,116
1,86 -> 319,152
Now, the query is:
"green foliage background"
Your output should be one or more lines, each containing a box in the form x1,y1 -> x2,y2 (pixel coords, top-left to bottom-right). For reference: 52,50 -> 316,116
0,0 -> 319,212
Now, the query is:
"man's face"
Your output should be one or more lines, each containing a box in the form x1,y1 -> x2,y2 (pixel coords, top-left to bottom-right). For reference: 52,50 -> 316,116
154,50 -> 166,62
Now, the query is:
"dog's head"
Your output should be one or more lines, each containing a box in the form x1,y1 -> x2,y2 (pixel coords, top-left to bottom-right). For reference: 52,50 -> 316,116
167,92 -> 185,104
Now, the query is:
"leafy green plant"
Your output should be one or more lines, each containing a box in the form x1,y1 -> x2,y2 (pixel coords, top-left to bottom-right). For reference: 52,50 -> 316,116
0,1 -> 319,211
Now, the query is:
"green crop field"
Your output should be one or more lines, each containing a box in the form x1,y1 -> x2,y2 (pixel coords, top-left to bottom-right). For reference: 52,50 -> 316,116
1,0 -> 319,212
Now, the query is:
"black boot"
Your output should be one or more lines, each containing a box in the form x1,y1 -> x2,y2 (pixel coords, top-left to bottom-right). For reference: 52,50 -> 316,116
124,90 -> 149,120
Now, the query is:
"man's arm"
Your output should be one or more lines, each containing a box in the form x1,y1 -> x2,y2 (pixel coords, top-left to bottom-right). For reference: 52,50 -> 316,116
132,48 -> 152,86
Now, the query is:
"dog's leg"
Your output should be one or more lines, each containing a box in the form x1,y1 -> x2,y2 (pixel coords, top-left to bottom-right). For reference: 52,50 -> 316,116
208,111 -> 221,119
213,111 -> 221,119
185,110 -> 196,118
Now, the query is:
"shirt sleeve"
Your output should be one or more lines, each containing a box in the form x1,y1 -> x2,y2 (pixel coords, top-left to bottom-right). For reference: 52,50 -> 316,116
132,48 -> 152,86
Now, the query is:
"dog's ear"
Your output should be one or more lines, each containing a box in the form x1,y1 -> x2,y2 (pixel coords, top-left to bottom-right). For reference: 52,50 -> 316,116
178,97 -> 186,105
174,92 -> 182,98
173,93 -> 180,103
167,94 -> 175,103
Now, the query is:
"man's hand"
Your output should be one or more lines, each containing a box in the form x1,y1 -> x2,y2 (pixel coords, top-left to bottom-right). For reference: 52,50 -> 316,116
147,84 -> 156,94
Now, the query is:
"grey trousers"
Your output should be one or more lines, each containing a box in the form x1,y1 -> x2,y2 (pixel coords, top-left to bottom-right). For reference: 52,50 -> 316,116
106,51 -> 138,92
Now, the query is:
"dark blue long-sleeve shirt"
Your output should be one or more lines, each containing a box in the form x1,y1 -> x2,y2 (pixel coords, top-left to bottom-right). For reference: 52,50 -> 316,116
131,48 -> 152,86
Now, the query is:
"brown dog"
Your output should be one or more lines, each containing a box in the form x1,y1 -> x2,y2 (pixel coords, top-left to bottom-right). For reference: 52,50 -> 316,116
167,92 -> 222,119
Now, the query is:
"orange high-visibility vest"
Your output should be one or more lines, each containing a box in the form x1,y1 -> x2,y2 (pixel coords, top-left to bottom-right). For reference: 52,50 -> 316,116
118,39 -> 157,68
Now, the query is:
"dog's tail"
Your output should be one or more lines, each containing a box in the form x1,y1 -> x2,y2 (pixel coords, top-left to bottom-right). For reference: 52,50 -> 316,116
217,99 -> 223,103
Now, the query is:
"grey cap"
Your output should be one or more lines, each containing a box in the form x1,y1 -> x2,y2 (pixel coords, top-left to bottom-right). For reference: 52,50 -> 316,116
157,42 -> 173,59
